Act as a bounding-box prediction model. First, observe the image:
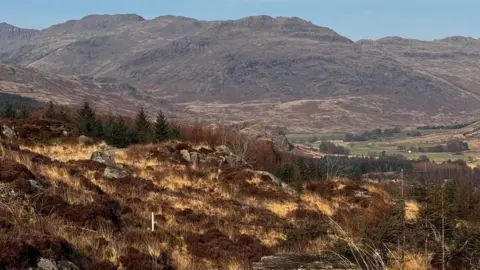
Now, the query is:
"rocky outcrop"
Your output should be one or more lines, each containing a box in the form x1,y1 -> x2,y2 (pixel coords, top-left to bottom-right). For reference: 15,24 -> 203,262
180,149 -> 191,163
253,170 -> 288,189
90,152 -> 116,167
252,253 -> 358,270
215,145 -> 232,155
103,167 -> 129,179
1,124 -> 16,140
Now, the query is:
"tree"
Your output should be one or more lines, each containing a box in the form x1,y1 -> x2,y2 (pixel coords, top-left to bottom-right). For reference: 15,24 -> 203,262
43,101 -> 56,119
134,107 -> 151,143
75,101 -> 100,137
154,110 -> 170,142
1,103 -> 16,120
104,117 -> 134,148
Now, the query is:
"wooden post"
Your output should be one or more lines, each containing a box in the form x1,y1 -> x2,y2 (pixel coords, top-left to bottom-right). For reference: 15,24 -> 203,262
151,212 -> 155,232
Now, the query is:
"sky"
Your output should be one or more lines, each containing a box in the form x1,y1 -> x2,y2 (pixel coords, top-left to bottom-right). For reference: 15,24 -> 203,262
0,0 -> 479,41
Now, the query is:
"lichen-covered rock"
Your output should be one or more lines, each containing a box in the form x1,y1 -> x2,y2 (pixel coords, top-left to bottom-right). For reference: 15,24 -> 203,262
180,149 -> 191,163
37,258 -> 59,270
190,152 -> 199,166
1,125 -> 16,140
91,152 -> 116,167
103,167 -> 128,179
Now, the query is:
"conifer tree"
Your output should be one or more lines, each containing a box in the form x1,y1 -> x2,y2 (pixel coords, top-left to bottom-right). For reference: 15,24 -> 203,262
1,103 -> 16,120
154,110 -> 170,142
75,101 -> 98,137
104,116 -> 134,148
44,101 -> 56,119
135,107 -> 151,143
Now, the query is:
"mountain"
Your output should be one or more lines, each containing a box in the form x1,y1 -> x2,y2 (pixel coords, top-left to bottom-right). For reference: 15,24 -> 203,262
0,23 -> 39,55
0,62 -> 187,116
1,14 -> 480,133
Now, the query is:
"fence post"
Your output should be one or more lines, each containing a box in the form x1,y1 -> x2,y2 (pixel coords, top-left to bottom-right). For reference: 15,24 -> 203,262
151,212 -> 155,232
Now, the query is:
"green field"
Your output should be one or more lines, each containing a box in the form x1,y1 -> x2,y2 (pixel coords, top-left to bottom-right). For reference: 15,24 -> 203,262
288,128 -> 480,164
338,140 -> 478,162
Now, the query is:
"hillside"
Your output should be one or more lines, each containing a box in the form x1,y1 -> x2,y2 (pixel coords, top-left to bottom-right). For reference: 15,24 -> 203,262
0,62 -> 188,116
0,118 -> 394,269
1,15 -> 480,132
2,110 -> 480,269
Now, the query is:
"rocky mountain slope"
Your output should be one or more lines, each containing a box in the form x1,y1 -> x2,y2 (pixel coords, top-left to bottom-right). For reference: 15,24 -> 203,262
1,14 -> 480,132
0,62 -> 187,116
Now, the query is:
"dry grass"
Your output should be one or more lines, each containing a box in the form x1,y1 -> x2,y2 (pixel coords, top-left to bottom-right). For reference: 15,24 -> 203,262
1,139 -> 419,269
21,143 -> 106,162
301,192 -> 336,217
405,200 -> 420,221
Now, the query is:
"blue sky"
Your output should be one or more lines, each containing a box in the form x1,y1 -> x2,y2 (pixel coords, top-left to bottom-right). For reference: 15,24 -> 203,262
0,0 -> 478,41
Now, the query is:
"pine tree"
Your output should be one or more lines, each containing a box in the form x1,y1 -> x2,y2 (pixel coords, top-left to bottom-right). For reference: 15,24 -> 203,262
154,110 -> 170,142
104,117 -> 134,148
135,107 -> 151,143
44,101 -> 56,119
1,103 -> 16,120
75,101 -> 97,137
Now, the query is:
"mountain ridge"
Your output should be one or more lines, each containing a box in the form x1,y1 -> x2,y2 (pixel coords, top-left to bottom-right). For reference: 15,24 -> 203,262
1,14 -> 480,132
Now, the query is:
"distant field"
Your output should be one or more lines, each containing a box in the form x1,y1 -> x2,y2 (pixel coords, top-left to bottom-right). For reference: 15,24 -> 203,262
340,140 -> 477,162
289,128 -> 480,164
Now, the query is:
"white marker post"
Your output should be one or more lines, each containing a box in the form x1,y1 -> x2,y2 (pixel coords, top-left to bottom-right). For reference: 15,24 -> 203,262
151,212 -> 155,232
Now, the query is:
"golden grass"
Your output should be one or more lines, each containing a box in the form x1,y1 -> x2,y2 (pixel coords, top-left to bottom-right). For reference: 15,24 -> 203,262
2,141 -> 419,269
21,143 -> 106,162
405,200 -> 420,221
264,201 -> 298,218
300,192 -> 336,217
390,252 -> 429,270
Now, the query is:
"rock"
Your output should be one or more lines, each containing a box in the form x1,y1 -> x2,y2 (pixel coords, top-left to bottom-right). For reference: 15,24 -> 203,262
215,145 -> 232,155
103,167 -> 129,179
37,258 -> 59,270
354,190 -> 371,198
255,171 -> 281,185
180,149 -> 191,163
281,182 -> 289,189
56,260 -> 81,270
27,179 -> 43,192
252,253 -> 358,270
78,135 -> 94,146
1,125 -> 16,140
91,152 -> 116,167
190,152 -> 199,166
62,130 -> 69,137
